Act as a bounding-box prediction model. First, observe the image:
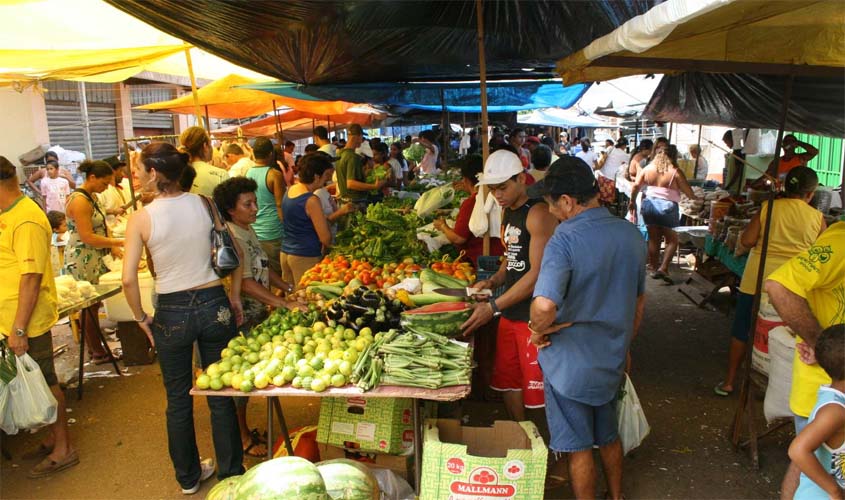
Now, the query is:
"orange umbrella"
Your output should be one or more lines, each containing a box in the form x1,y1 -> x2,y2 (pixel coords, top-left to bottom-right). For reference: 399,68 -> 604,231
135,73 -> 353,118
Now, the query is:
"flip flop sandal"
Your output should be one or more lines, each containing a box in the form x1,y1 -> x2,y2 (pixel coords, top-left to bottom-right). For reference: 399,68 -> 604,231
28,450 -> 79,479
243,429 -> 268,458
22,444 -> 54,460
714,383 -> 733,397
544,474 -> 568,491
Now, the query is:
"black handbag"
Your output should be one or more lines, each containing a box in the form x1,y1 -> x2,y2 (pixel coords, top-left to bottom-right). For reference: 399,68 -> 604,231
199,195 -> 240,278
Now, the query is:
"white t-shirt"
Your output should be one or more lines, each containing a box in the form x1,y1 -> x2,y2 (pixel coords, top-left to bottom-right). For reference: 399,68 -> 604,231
576,150 -> 597,169
228,157 -> 254,178
318,143 -> 337,157
599,148 -> 628,180
314,188 -> 338,241
693,156 -> 709,180
388,158 -> 403,182
418,144 -> 439,175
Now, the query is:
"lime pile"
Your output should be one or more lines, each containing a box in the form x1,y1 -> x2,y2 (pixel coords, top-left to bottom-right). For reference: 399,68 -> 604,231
196,307 -> 379,393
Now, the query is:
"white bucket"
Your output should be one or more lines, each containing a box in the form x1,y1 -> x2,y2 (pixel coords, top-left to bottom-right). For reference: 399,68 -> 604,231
99,270 -> 155,322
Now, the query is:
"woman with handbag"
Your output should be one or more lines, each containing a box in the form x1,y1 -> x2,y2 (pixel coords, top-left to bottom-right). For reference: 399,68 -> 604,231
64,160 -> 124,364
121,142 -> 244,495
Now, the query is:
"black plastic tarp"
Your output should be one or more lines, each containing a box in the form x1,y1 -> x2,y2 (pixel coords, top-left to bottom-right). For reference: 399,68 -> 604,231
643,72 -> 845,138
106,0 -> 658,84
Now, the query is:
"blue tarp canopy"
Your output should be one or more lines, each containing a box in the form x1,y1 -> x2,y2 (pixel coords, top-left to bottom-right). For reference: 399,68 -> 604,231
241,80 -> 590,113
518,107 -> 609,128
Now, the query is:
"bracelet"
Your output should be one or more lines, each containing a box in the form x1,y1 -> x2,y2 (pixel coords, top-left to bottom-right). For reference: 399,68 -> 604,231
133,312 -> 148,323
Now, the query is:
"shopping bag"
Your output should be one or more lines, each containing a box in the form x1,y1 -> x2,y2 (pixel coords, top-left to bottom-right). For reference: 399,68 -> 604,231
7,353 -> 58,432
468,190 -> 488,237
0,380 -> 14,435
616,374 -> 650,455
0,345 -> 18,434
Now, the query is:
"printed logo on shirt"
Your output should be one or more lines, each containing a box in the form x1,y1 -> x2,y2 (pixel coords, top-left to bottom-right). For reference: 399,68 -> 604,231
797,245 -> 834,274
504,223 -> 526,273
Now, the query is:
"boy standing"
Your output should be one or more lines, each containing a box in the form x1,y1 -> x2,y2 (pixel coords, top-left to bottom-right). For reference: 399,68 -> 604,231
462,149 -> 558,420
788,324 -> 845,500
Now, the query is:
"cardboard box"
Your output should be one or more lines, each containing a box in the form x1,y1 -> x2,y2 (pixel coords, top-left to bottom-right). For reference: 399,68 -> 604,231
318,443 -> 413,482
317,397 -> 414,454
420,419 -> 547,500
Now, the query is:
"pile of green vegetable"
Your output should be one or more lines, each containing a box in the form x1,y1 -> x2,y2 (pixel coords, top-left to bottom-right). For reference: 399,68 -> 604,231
351,328 -> 473,391
332,202 -> 430,266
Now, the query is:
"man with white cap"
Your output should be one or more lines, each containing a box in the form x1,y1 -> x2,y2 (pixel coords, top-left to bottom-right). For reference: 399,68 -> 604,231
462,149 -> 558,421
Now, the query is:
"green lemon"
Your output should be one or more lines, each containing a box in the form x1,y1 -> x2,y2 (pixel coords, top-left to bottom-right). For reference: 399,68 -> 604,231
196,374 -> 211,390
209,377 -> 224,391
330,374 -> 346,388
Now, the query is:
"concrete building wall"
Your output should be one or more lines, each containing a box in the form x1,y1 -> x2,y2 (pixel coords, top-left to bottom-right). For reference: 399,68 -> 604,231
0,86 -> 49,178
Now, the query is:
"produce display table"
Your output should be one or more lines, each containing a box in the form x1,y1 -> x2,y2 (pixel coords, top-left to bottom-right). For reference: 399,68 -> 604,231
58,284 -> 123,400
191,383 -> 471,494
704,234 -> 748,277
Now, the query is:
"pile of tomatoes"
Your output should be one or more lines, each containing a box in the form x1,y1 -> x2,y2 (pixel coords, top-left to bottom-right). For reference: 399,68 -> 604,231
300,255 -> 424,289
430,258 -> 476,283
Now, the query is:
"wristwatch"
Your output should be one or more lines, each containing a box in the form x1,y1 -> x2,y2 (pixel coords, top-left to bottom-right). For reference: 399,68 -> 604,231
133,312 -> 148,323
488,300 -> 502,318
14,328 -> 25,337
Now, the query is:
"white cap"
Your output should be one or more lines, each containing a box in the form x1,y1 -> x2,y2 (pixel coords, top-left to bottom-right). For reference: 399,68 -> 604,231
477,149 -> 524,185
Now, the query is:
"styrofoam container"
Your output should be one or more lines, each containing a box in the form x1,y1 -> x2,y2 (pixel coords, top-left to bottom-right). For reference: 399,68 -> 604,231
98,270 -> 155,322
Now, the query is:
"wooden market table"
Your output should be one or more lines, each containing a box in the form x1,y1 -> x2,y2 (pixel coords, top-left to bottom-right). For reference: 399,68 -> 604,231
190,383 -> 471,494
58,284 -> 123,400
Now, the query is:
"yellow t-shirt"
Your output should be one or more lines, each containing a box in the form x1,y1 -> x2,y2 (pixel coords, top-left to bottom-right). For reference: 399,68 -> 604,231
190,160 -> 228,198
0,196 -> 58,337
767,221 -> 845,417
738,198 -> 823,295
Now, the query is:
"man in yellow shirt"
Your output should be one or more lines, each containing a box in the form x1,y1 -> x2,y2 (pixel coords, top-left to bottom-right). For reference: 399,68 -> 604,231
765,221 -> 845,499
0,156 -> 77,478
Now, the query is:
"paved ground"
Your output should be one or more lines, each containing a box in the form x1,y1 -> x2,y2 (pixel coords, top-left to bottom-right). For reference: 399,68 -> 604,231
1,261 -> 790,499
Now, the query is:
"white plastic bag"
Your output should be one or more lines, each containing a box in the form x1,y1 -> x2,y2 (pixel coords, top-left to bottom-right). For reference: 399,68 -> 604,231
468,189 -> 488,237
414,185 -> 454,217
764,326 -> 796,423
486,193 -> 502,239
370,468 -> 414,500
617,374 -> 650,455
0,380 -> 13,435
7,353 -> 58,433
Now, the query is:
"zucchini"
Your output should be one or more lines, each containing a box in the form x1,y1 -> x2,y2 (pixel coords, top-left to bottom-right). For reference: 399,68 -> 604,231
408,292 -> 463,307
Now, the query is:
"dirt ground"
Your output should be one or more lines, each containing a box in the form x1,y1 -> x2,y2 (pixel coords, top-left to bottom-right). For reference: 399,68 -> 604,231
0,261 -> 791,499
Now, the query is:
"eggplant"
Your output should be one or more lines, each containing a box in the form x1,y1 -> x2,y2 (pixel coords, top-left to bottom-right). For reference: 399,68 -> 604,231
361,291 -> 381,308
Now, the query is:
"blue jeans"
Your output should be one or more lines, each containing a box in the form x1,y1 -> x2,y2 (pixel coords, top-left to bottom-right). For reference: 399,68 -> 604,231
152,286 -> 243,488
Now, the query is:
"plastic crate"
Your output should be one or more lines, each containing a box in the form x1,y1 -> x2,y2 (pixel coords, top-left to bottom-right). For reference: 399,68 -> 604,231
476,255 -> 505,299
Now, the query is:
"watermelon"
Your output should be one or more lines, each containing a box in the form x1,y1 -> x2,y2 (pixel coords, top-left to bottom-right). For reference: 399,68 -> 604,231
234,456 -> 328,499
400,301 -> 471,337
316,459 -> 380,500
205,476 -> 241,500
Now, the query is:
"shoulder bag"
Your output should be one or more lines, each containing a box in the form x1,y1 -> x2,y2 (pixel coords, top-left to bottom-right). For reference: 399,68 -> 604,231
199,195 -> 240,278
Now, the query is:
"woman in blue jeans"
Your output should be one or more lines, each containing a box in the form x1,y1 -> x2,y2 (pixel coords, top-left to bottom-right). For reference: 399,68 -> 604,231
122,142 -> 245,495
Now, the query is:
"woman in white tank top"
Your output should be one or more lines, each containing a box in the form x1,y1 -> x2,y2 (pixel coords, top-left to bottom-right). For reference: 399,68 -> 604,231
122,142 -> 245,493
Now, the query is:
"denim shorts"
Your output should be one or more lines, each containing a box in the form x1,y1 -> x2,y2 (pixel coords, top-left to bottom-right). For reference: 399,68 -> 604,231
544,380 -> 619,453
730,292 -> 754,342
641,197 -> 680,228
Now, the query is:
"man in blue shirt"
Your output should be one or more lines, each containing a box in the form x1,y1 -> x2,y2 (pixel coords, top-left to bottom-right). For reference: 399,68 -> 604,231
528,156 -> 647,500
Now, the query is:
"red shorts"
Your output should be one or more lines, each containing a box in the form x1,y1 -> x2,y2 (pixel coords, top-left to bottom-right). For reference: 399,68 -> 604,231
490,317 -> 545,408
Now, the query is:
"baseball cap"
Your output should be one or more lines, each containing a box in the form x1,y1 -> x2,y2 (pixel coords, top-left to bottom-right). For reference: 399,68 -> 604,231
527,156 -> 598,199
477,150 -> 524,185
525,136 -> 541,145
